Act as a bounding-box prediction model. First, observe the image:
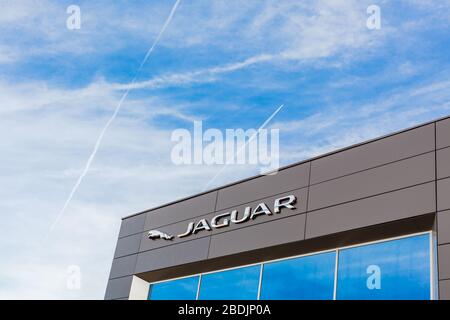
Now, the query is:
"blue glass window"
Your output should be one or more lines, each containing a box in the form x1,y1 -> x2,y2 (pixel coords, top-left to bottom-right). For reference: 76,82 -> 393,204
260,251 -> 336,300
148,234 -> 432,300
336,234 -> 431,300
199,265 -> 260,300
148,276 -> 199,300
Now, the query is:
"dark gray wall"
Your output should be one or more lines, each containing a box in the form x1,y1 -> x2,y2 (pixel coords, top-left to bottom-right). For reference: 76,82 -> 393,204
105,117 -> 450,300
437,118 -> 450,300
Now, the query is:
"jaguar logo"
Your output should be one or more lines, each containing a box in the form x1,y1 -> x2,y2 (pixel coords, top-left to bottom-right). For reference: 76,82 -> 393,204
148,230 -> 174,241
147,194 -> 297,241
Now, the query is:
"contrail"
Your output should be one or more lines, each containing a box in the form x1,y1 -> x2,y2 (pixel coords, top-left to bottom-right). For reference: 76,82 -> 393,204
48,0 -> 182,233
139,0 -> 181,71
203,104 -> 284,191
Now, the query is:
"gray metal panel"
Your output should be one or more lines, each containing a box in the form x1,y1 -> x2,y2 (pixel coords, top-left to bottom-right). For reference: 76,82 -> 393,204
437,118 -> 450,149
308,152 -> 435,211
306,182 -> 436,239
439,244 -> 450,280
310,124 -> 435,184
438,178 -> 450,211
437,147 -> 450,179
119,214 -> 146,238
114,233 -> 142,258
438,210 -> 450,245
104,276 -> 133,300
215,163 -> 310,210
208,214 -> 306,259
109,255 -> 138,279
439,280 -> 450,300
139,188 -> 308,252
144,191 -> 217,230
438,244 -> 450,280
135,237 -> 210,274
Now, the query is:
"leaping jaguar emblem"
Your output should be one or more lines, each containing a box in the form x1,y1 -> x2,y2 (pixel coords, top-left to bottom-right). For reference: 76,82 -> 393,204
148,230 -> 174,240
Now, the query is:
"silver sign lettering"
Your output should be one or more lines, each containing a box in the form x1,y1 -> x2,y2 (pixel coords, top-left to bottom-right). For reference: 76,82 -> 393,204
148,194 -> 298,241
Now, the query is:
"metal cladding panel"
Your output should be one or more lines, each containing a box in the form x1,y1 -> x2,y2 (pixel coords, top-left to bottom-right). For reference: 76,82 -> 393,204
208,214 -> 306,259
438,210 -> 450,245
114,233 -> 142,258
437,118 -> 450,149
305,182 -> 436,239
310,124 -> 435,184
308,152 -> 435,211
438,244 -> 450,280
215,162 -> 310,210
139,188 -> 308,252
109,254 -> 138,279
144,191 -> 217,230
118,213 -> 146,238
438,178 -> 450,211
439,280 -> 450,300
135,237 -> 210,274
104,276 -> 133,300
437,147 -> 450,180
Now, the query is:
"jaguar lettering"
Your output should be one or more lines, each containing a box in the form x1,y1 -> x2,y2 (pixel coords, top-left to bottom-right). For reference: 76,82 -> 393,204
149,194 -> 297,240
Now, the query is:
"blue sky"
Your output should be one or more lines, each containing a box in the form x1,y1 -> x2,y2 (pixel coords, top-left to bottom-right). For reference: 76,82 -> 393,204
0,0 -> 449,299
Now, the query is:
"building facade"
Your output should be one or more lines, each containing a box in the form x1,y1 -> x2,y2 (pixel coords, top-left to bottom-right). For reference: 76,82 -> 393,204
105,116 -> 450,300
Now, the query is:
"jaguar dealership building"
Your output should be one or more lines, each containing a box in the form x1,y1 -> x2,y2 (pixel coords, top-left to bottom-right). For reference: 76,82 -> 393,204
105,116 -> 450,300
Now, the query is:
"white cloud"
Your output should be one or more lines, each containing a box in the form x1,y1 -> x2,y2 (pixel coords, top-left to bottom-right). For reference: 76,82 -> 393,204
113,53 -> 276,90
0,0 -> 447,67
272,78 -> 450,162
112,0 -> 390,91
0,76 -> 257,299
0,46 -> 17,64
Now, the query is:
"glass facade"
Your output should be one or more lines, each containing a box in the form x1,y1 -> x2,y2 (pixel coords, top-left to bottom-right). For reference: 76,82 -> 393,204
336,234 -> 431,300
148,233 -> 433,300
148,275 -> 199,300
199,265 -> 260,300
260,251 -> 336,300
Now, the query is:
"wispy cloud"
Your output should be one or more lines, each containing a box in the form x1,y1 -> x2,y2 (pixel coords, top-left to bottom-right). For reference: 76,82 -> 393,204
110,0 -> 389,91
271,77 -> 450,162
113,53 -> 275,90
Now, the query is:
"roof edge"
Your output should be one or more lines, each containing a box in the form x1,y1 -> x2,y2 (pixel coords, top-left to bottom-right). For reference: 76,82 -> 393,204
122,114 -> 450,220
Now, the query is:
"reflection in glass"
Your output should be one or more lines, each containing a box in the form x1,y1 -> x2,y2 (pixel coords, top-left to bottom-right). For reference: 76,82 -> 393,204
337,234 -> 431,300
260,251 -> 336,300
199,265 -> 260,300
147,234 -> 432,301
148,276 -> 199,300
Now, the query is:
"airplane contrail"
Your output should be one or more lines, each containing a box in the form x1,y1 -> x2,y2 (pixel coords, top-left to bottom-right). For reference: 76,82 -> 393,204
202,104 -> 284,191
48,0 -> 182,233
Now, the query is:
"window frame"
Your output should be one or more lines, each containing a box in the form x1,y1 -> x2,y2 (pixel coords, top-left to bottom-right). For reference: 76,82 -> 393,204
146,231 -> 436,300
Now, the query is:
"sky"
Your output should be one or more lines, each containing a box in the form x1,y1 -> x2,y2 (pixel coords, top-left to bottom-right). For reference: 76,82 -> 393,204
0,0 -> 449,299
